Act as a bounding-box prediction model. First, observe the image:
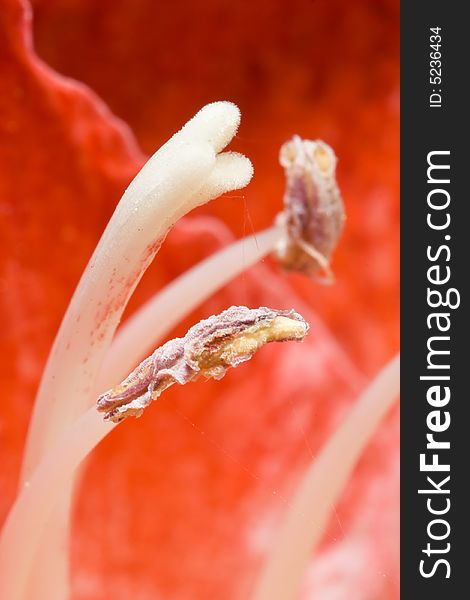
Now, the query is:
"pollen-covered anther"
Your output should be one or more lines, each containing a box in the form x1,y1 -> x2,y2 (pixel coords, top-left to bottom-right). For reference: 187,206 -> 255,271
275,135 -> 346,281
97,306 -> 308,423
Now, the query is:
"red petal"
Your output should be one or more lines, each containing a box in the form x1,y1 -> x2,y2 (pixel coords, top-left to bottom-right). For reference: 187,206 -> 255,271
1,1 -> 399,598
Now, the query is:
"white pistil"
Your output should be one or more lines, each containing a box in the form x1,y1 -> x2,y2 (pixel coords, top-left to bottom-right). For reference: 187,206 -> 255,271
252,354 -> 400,600
6,102 -> 252,600
22,102 -> 252,482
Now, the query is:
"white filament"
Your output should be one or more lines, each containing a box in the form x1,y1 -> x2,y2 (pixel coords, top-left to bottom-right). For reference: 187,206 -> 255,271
252,354 -> 400,600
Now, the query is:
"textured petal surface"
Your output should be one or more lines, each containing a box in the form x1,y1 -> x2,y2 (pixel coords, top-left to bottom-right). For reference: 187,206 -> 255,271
0,1 -> 399,599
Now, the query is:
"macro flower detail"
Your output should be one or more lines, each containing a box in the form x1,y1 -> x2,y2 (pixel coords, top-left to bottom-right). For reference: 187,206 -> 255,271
97,306 -> 309,422
276,136 -> 345,281
0,1 -> 400,598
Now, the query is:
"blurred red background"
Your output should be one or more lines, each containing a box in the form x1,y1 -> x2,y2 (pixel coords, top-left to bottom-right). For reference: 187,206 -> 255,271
1,0 -> 399,598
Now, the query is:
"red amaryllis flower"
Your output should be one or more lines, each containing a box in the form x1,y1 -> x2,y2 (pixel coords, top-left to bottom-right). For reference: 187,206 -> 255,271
0,0 -> 399,599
